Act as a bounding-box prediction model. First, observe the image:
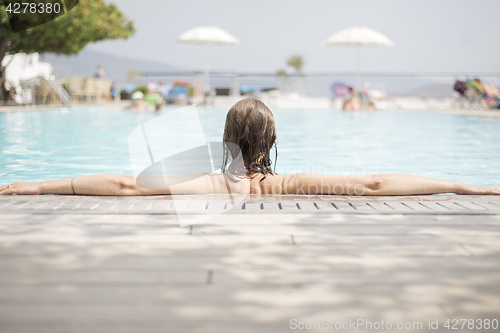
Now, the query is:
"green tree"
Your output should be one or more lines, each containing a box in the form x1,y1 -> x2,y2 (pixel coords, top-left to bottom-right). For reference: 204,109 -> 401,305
0,0 -> 134,72
286,55 -> 304,75
275,68 -> 288,92
276,69 -> 287,78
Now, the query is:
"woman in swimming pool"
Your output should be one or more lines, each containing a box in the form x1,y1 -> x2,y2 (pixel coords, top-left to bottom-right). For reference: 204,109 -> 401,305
1,98 -> 499,196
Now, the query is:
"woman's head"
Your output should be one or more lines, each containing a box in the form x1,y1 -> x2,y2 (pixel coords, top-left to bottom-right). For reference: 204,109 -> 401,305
222,98 -> 277,179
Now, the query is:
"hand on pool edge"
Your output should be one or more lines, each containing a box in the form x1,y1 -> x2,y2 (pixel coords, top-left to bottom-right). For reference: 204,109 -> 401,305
0,182 -> 43,195
456,183 -> 500,196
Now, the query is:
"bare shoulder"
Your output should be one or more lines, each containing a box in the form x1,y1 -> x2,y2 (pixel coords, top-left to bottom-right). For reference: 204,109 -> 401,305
250,174 -> 286,194
209,173 -> 251,194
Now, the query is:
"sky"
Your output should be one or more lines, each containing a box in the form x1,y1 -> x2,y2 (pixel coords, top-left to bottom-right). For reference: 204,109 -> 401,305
87,0 -> 500,74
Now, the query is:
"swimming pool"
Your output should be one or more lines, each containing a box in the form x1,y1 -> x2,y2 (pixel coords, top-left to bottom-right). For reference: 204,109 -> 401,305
1,105 -> 499,187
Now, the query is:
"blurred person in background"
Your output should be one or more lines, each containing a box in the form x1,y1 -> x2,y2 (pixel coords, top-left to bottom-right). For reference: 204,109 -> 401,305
342,87 -> 362,111
127,91 -> 153,112
157,82 -> 171,99
94,65 -> 107,79
144,82 -> 164,110
1,79 -> 15,105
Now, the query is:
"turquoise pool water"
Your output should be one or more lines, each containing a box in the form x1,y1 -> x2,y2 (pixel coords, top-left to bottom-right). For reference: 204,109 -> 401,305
1,106 -> 499,187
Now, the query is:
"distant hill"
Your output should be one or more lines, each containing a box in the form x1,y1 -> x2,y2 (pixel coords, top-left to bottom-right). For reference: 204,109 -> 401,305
40,49 -> 182,80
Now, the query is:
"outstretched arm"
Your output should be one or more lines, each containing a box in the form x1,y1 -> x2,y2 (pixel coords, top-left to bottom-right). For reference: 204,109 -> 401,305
281,173 -> 500,195
0,173 -> 248,196
0,175 -> 165,196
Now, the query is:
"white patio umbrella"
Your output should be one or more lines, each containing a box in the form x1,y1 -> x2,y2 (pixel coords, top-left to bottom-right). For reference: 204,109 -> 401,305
322,26 -> 394,88
178,26 -> 239,97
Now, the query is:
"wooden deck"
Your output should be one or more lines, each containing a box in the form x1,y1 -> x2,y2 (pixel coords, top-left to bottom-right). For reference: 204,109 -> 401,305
1,195 -> 499,332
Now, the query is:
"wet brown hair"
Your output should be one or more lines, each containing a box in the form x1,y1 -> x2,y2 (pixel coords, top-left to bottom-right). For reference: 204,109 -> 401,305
222,98 -> 277,180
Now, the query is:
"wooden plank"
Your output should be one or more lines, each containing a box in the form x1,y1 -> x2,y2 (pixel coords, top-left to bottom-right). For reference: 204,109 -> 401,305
0,321 -> 290,333
0,274 -> 496,299
0,239 -> 472,257
0,323 -> 293,333
2,221 -> 499,244
0,269 -> 207,285
2,261 -> 497,286
2,213 -> 500,227
5,243 -> 475,271
0,303 -> 288,321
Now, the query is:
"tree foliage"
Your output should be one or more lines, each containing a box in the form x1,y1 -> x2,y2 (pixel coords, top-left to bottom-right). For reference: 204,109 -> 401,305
0,0 -> 134,66
276,68 -> 288,78
286,55 -> 304,74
